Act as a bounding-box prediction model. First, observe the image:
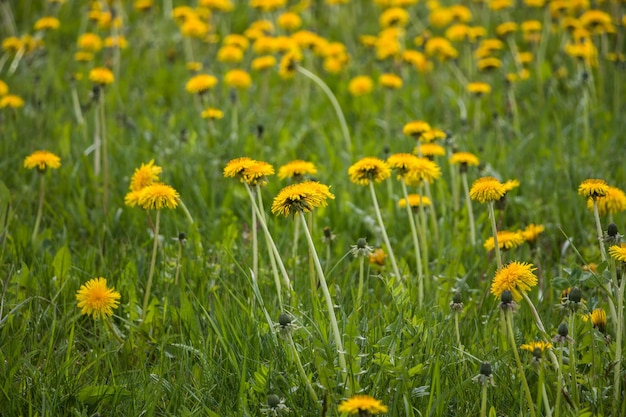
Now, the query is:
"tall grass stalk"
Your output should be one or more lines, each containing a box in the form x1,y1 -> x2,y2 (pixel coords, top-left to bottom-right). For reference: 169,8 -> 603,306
506,310 -> 537,417
488,201 -> 502,269
141,210 -> 160,320
368,182 -> 402,281
400,181 -> 423,306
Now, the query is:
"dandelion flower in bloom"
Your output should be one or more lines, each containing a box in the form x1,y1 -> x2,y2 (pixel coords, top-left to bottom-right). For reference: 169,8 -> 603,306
277,160 -> 317,180
225,69 -> 252,90
201,107 -> 224,120
608,243 -> 626,262
271,181 -> 334,217
520,340 -> 552,352
76,277 -> 121,319
348,75 -> 374,96
223,157 -> 255,179
449,151 -> 480,167
379,73 -> 403,89
279,51 -> 300,79
387,153 -> 419,179
405,157 -> 442,185
252,55 -> 277,71
403,120 -> 431,138
186,74 -> 218,94
24,150 -> 61,172
241,160 -> 275,186
587,186 -> 626,215
0,80 -> 8,96
338,394 -> 388,415
490,261 -> 538,301
521,224 -> 545,243
137,183 -> 180,210
0,94 -> 25,109
484,230 -> 524,252
590,308 -> 607,334
348,157 -> 391,185
217,45 -> 244,63
34,16 -> 60,31
578,178 -> 609,198
277,12 -> 302,31
418,143 -> 446,158
129,160 -> 162,192
398,194 -> 431,209
502,179 -> 520,194
77,33 -> 102,51
467,82 -> 491,96
469,176 -> 506,203
89,67 -> 114,85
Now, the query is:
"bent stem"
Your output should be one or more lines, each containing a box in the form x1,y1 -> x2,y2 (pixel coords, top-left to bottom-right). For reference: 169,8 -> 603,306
488,201 -> 502,269
298,211 -> 347,381
104,316 -> 125,345
32,175 -> 45,242
369,182 -> 402,281
401,181 -> 423,306
297,66 -> 351,154
287,333 -> 320,407
506,310 -> 537,417
142,210 -> 160,320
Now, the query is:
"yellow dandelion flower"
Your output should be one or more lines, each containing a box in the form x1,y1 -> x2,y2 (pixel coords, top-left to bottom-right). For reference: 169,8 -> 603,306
224,157 -> 255,179
34,16 -> 60,31
398,194 -> 431,209
271,181 -> 334,217
201,107 -> 224,120
217,45 -> 244,63
134,0 -> 154,12
420,128 -> 447,143
77,33 -> 102,52
0,80 -> 7,96
200,0 -> 234,11
578,178 -> 609,199
24,150 -> 61,172
137,183 -> 180,210
2,37 -> 22,53
608,244 -> 626,262
502,179 -> 520,193
89,67 -> 114,85
403,120 -> 431,138
467,82 -> 491,96
0,94 -> 24,109
279,51 -> 300,79
74,51 -> 94,62
418,143 -> 446,158
348,75 -> 374,97
521,224 -> 545,243
520,340 -> 552,352
338,394 -> 388,415
250,0 -> 287,12
104,36 -> 128,49
477,57 -> 502,71
490,261 -> 538,301
496,22 -> 518,37
405,157 -> 442,185
224,69 -> 252,90
242,160 -> 274,186
277,160 -> 318,180
223,34 -> 249,50
277,12 -> 302,31
348,157 -> 391,185
449,151 -> 480,166
387,153 -> 420,179
76,277 -> 121,320
186,74 -> 218,94
379,73 -> 403,89
587,186 -> 626,215
369,249 -> 386,266
590,308 -> 607,333
251,55 -> 276,71
129,159 -> 162,192
380,7 -> 409,28
469,176 -> 506,203
484,230 -> 524,252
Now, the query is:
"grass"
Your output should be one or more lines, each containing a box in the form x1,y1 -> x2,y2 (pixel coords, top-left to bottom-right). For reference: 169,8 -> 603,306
1,0 -> 625,416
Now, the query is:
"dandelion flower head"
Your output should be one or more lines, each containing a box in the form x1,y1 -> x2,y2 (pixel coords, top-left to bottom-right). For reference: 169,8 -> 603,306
348,157 -> 391,185
484,230 -> 524,252
490,261 -> 538,301
418,143 -> 446,158
242,160 -> 275,186
520,340 -> 552,352
137,183 -> 180,210
76,277 -> 121,319
590,308 -> 607,333
387,153 -> 419,179
186,74 -> 218,94
129,159 -> 162,192
271,181 -> 334,217
89,67 -> 115,85
578,178 -> 609,199
403,120 -> 431,138
398,194 -> 431,208
338,394 -> 388,414
405,157 -> 442,185
0,94 -> 25,109
609,243 -> 626,263
521,224 -> 545,243
24,150 -> 61,172
587,186 -> 626,215
449,151 -> 480,166
201,107 -> 224,120
225,69 -> 252,89
278,160 -> 318,180
469,176 -> 506,203
348,75 -> 374,96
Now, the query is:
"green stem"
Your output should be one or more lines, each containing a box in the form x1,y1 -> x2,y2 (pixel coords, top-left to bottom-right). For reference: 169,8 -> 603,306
480,383 -> 487,417
287,333 -> 320,406
32,175 -> 45,242
356,255 -> 364,313
461,171 -> 476,245
297,66 -> 351,154
418,185 -> 430,281
539,364 -> 552,417
298,211 -> 347,380
100,89 -> 109,215
142,210 -> 160,320
423,181 -> 439,248
593,199 -> 607,262
174,239 -> 182,286
401,181 -> 423,306
488,202 -> 502,269
454,313 -> 462,351
368,182 -> 402,281
104,316 -> 125,345
506,310 -> 537,417
555,347 -> 564,417
252,201 -> 258,281
568,312 -> 579,406
613,277 -> 624,410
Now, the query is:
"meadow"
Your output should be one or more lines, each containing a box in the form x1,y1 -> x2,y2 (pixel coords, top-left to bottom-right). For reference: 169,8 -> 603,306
1,0 -> 625,416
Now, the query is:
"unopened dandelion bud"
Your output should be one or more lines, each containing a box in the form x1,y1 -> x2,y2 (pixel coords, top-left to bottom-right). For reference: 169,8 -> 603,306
500,290 -> 513,305
453,292 -> 462,305
278,313 -> 292,327
532,347 -> 542,360
267,394 -> 281,408
357,238 -> 368,249
558,323 -> 568,337
607,223 -> 619,237
480,362 -> 492,376
568,287 -> 582,303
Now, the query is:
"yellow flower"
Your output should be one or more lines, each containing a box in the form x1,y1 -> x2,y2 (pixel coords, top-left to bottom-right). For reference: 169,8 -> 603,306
24,150 -> 61,172
89,67 -> 114,85
201,107 -> 224,120
405,157 -> 442,185
338,394 -> 388,415
217,45 -> 244,63
134,0 -> 154,12
469,176 -> 506,203
200,0 -> 234,11
251,55 -> 276,71
490,261 -> 538,301
520,340 -> 552,352
387,153 -> 420,179
0,79 -> 7,96
271,181 -> 334,217
137,183 -> 180,210
521,224 -> 545,243
496,22 -> 518,36
608,244 -> 626,263
223,34 -> 249,50
2,37 -> 22,53
74,51 -> 94,62
379,73 -> 403,89
76,277 -> 121,320
418,143 -> 446,158
250,0 -> 287,12
224,157 -> 255,178
369,249 -> 386,266
77,33 -> 102,52
181,18 -> 209,38
348,75 -> 374,97
0,94 -> 24,109
578,178 -> 609,199
403,120 -> 431,138
34,16 -> 60,31
186,74 -> 218,94
590,308 -> 607,334
277,12 -> 302,31
104,36 -> 128,49
277,160 -> 318,180
424,37 -> 458,61
348,157 -> 391,185
477,57 -> 502,71
398,194 -> 431,209
502,179 -> 520,194
129,159 -> 162,192
224,69 -> 252,89
449,151 -> 480,166
380,7 -> 409,28
484,230 -> 524,252
419,128 -> 446,143
279,51 -> 300,79
467,82 -> 491,96
587,186 -> 626,215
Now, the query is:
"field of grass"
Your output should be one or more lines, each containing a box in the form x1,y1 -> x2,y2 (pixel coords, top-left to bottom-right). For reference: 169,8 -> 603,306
1,0 -> 625,416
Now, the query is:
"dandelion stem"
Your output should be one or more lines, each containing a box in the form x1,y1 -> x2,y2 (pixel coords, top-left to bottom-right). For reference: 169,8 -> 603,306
480,383 -> 487,417
298,211 -> 348,380
252,201 -> 258,281
568,312 -> 579,406
461,171 -> 476,245
506,310 -> 537,417
592,199 -> 607,262
613,276 -> 624,411
178,199 -> 195,224
287,333 -> 320,406
99,89 -> 109,215
454,313 -> 462,351
297,66 -> 351,154
356,255 -> 365,313
32,175 -> 45,242
488,202 -> 502,269
104,316 -> 125,345
174,237 -> 183,286
368,182 -> 402,281
423,181 -> 439,247
142,210 -> 160,320
401,181 -> 423,306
